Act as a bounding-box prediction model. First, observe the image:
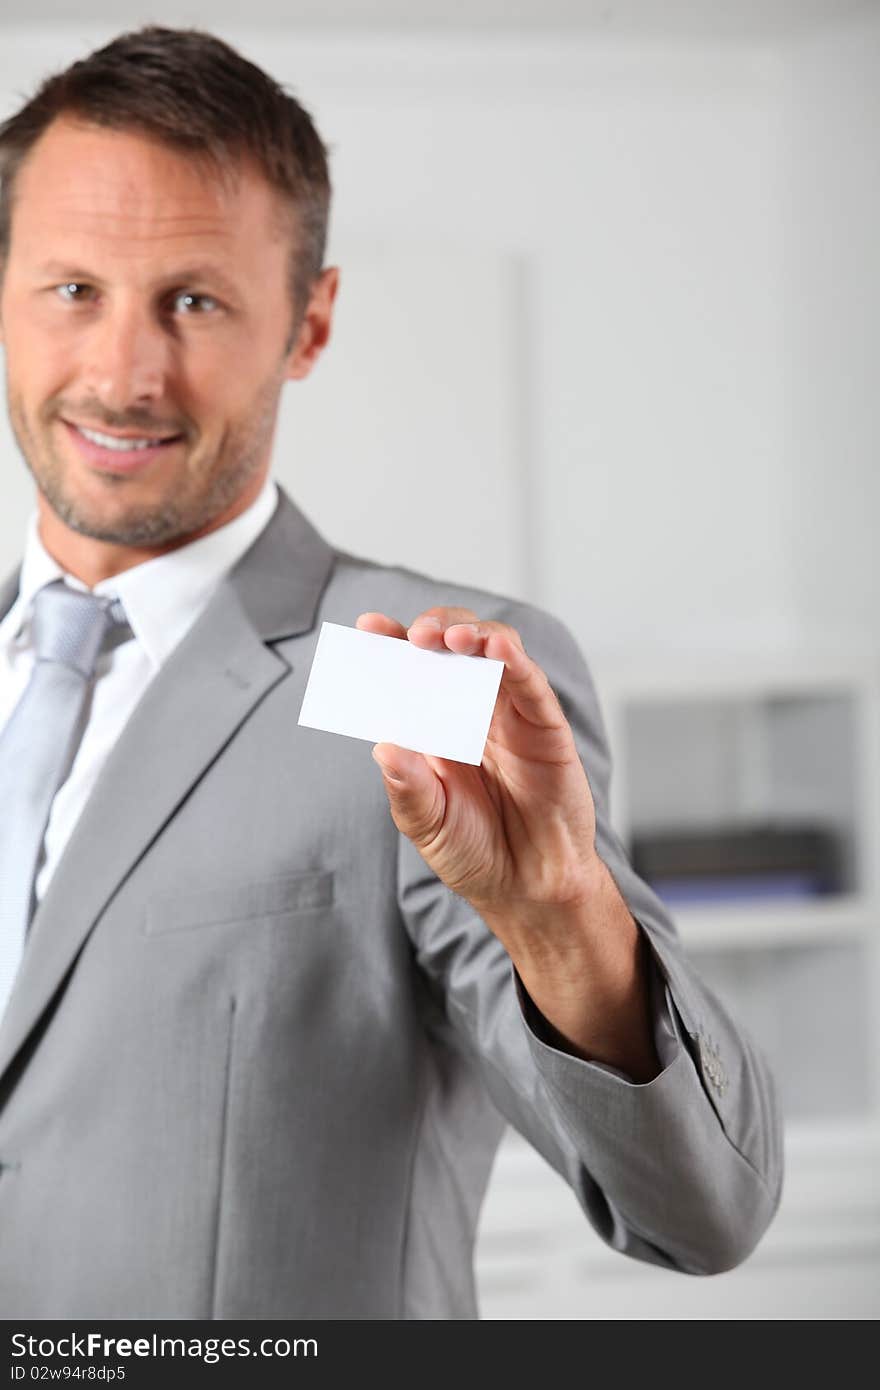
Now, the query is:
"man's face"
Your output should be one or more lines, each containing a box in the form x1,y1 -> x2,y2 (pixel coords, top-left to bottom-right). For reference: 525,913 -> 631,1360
0,116 -> 335,552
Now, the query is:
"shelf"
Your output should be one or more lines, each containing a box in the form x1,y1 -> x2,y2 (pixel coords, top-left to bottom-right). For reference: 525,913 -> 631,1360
478,1118 -> 880,1280
784,1114 -> 880,1159
670,894 -> 879,949
591,648 -> 880,1196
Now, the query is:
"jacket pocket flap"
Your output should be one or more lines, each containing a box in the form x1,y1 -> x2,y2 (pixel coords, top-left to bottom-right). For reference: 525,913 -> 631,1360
144,870 -> 334,935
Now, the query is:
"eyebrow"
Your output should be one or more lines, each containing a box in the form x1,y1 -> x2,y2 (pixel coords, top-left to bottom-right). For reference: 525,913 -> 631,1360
34,261 -> 244,301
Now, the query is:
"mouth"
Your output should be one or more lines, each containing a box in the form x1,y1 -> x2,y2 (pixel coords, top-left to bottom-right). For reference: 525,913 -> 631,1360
61,419 -> 186,473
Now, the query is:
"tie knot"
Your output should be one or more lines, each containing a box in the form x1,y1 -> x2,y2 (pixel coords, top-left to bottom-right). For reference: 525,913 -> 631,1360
31,581 -> 128,678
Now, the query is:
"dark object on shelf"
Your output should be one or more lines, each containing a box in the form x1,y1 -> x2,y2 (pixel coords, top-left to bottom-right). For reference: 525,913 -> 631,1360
630,823 -> 843,906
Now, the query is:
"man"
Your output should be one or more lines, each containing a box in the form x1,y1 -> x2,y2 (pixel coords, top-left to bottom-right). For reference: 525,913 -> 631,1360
0,27 -> 782,1319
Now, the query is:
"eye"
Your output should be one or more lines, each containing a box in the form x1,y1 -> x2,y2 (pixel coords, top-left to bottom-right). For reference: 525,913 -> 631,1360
172,291 -> 220,315
55,282 -> 95,303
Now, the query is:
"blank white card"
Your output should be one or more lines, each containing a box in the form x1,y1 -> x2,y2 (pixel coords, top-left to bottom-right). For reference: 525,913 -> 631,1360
297,622 -> 504,765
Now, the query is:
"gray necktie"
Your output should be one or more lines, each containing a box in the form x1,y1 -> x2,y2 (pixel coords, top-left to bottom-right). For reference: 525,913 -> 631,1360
0,580 -> 129,1019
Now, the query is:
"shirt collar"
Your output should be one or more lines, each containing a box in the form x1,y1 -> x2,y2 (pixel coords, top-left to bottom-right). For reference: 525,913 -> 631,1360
8,476 -> 279,673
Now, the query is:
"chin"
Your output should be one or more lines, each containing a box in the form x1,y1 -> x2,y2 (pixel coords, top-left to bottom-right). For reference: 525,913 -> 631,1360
39,482 -> 186,548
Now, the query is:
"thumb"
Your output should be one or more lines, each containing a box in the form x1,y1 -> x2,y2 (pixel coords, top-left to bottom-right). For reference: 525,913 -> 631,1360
372,743 -> 446,848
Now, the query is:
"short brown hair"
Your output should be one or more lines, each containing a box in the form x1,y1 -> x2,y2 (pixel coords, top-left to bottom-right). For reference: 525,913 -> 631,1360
0,25 -> 331,322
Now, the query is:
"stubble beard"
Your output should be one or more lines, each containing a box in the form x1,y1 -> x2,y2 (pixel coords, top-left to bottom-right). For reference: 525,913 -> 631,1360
6,373 -> 283,548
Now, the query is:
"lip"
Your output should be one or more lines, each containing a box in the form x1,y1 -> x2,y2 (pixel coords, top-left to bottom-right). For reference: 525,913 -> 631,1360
61,419 -> 184,474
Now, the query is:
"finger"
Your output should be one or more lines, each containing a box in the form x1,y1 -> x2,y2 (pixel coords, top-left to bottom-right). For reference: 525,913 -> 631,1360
406,606 -> 479,650
371,742 -> 446,848
356,611 -> 408,639
443,622 -> 566,732
489,631 -> 567,730
441,618 -> 526,658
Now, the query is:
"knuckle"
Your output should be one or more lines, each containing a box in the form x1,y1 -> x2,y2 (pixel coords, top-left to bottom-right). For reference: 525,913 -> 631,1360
426,605 -> 478,622
488,619 -> 524,647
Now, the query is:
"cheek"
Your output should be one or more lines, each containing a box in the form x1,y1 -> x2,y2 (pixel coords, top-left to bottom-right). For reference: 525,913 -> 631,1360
4,323 -> 74,399
185,355 -> 274,426
172,337 -> 241,396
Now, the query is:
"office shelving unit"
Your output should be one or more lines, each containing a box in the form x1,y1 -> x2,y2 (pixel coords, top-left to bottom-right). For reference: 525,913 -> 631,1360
601,648 -> 880,1135
476,646 -> 880,1318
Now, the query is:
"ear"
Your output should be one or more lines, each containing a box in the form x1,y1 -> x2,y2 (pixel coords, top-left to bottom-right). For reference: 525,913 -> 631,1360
285,267 -> 340,381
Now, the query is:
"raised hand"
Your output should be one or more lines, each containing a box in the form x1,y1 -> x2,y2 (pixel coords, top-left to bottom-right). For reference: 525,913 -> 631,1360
356,604 -> 659,1080
356,605 -> 600,924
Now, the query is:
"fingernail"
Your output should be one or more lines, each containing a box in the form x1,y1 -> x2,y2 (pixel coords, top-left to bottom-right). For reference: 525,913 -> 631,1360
372,748 -> 404,781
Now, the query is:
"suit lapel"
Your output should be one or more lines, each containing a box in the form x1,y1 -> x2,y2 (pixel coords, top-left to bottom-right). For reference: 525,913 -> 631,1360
0,489 -> 336,1088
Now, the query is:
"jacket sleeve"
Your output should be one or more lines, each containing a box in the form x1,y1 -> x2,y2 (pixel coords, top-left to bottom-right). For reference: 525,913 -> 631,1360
395,595 -> 784,1277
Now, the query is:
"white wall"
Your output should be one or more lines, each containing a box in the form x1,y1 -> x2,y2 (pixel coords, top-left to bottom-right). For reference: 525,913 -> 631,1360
781,8 -> 880,644
250,30 -> 797,662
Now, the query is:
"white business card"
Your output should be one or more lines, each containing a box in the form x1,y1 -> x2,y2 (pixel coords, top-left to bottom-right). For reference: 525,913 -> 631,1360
297,621 -> 504,765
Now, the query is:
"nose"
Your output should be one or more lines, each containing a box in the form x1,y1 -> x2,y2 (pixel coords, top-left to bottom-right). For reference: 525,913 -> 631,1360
81,296 -> 171,412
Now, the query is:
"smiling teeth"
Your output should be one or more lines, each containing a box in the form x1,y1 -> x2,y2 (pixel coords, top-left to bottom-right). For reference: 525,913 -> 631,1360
77,425 -> 168,451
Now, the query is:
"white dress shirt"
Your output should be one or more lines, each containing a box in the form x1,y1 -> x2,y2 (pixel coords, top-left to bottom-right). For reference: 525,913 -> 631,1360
0,476 -> 278,905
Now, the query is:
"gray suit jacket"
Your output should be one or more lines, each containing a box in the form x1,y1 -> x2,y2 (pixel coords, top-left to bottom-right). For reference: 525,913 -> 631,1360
0,488 -> 782,1319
